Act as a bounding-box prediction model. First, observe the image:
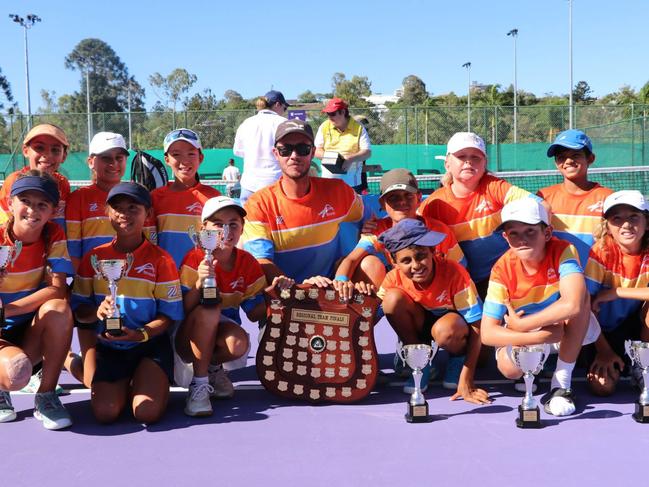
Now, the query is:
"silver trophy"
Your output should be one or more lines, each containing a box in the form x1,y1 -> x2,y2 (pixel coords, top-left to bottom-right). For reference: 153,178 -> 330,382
189,225 -> 228,306
91,254 -> 134,336
507,344 -> 551,428
399,342 -> 439,423
0,241 -> 22,327
625,340 -> 649,423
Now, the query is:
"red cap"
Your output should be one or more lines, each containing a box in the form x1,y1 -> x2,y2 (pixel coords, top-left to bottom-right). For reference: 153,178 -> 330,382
322,98 -> 348,113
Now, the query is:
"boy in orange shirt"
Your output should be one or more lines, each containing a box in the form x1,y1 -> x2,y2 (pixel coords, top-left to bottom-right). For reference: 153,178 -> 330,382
377,219 -> 489,404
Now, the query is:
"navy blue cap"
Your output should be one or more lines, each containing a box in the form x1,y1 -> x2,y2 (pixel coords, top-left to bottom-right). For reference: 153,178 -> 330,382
265,90 -> 289,107
547,129 -> 593,157
11,175 -> 60,206
107,182 -> 152,208
379,218 -> 446,254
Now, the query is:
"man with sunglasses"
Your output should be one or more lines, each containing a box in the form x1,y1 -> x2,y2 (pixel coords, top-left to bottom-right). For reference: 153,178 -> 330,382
314,98 -> 372,194
241,120 -> 364,284
234,90 -> 289,204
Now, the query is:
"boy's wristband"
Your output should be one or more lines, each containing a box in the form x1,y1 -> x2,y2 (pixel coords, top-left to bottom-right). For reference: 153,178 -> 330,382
138,327 -> 149,343
334,275 -> 349,282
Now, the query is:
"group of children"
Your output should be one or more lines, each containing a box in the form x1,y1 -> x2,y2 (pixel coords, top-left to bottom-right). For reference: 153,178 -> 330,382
0,121 -> 646,431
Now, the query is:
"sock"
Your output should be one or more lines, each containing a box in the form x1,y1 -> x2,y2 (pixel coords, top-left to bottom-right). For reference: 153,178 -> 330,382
551,358 -> 575,391
191,376 -> 208,387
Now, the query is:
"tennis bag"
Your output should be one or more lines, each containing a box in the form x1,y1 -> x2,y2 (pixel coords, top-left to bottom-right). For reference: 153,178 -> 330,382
256,284 -> 380,404
130,150 -> 168,191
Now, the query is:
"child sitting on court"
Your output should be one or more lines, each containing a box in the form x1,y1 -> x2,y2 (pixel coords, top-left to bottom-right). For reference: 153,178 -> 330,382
176,196 -> 288,417
334,168 -> 465,289
538,129 -> 613,266
0,171 -> 74,430
481,198 -> 598,417
151,128 -> 221,267
377,218 -> 489,405
72,182 -> 183,424
0,124 -> 71,230
583,190 -> 649,396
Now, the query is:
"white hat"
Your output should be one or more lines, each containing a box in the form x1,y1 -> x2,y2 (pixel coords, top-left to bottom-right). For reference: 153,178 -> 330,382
89,132 -> 129,156
497,198 -> 549,231
163,128 -> 202,153
201,196 -> 246,221
447,132 -> 486,157
603,190 -> 649,216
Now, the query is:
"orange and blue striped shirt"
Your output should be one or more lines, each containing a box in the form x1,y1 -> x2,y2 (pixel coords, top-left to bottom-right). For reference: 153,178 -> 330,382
484,238 -> 583,321
242,177 -> 364,283
418,174 -> 537,282
538,183 -> 613,266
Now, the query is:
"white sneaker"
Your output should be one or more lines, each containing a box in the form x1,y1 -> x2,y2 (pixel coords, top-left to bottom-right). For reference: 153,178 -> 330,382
0,391 -> 17,423
20,370 -> 65,395
184,382 -> 214,417
34,391 -> 72,430
208,366 -> 235,399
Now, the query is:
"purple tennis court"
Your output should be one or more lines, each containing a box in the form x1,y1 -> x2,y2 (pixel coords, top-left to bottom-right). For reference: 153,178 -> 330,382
3,316 -> 645,486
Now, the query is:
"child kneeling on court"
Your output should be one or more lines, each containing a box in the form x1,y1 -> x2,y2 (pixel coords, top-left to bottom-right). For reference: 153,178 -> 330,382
176,196 -> 291,417
0,172 -> 74,430
481,198 -> 599,416
377,218 -> 490,404
72,182 -> 183,424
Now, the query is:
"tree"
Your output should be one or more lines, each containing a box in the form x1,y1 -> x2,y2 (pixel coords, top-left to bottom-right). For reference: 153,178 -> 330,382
149,68 -> 197,113
573,81 -> 596,104
399,75 -> 428,105
0,68 -> 13,111
64,38 -> 145,113
600,85 -> 638,105
331,72 -> 373,107
297,90 -> 318,103
639,81 -> 649,105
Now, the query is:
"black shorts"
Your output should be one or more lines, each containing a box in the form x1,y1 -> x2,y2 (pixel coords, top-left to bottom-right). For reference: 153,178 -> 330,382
93,335 -> 174,384
0,323 -> 29,347
580,312 -> 642,374
419,310 -> 466,348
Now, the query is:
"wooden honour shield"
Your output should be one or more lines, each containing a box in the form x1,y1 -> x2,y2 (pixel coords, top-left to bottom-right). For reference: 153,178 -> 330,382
256,284 -> 380,404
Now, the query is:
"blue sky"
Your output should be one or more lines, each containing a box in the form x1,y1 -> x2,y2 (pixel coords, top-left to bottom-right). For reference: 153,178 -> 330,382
2,0 -> 648,111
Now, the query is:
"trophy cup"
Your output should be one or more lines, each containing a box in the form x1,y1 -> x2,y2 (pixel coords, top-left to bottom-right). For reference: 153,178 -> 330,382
399,342 -> 439,423
91,254 -> 134,336
625,340 -> 649,423
0,241 -> 22,328
188,225 -> 229,306
507,344 -> 551,428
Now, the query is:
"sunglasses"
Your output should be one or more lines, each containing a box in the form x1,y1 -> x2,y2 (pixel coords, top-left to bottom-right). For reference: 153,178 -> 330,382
276,143 -> 313,157
164,129 -> 199,144
326,110 -> 341,117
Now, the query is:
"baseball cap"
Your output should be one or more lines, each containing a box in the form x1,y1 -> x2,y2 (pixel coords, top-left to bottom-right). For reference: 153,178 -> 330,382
23,123 -> 69,148
380,169 -> 419,198
201,196 -> 246,221
163,128 -> 202,153
265,90 -> 289,107
11,174 -> 60,206
603,190 -> 649,217
322,98 -> 349,113
106,182 -> 152,208
497,198 -> 549,232
275,120 -> 314,143
378,218 -> 446,254
89,132 -> 129,156
446,132 -> 486,157
547,129 -> 593,157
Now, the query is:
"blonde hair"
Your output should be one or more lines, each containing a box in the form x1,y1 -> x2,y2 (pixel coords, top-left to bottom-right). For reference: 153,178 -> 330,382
594,213 -> 649,256
256,97 -> 270,110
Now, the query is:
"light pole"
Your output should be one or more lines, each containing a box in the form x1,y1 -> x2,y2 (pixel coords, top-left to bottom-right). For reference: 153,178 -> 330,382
84,63 -> 92,149
568,0 -> 574,128
9,13 -> 41,130
462,62 -> 471,131
507,28 -> 518,143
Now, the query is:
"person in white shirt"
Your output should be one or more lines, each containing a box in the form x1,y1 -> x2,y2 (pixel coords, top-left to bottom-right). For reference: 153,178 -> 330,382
233,90 -> 288,203
222,158 -> 241,198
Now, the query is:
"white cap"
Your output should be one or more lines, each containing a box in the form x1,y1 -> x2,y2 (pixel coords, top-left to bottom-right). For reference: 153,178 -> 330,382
603,190 -> 649,216
89,132 -> 129,156
447,132 -> 486,157
163,128 -> 202,153
497,198 -> 549,231
201,196 -> 246,221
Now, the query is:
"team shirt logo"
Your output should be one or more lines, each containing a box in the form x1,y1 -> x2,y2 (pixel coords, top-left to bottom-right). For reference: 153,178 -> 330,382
276,215 -> 284,225
587,201 -> 604,213
436,290 -> 449,303
547,268 -> 557,280
474,199 -> 493,214
229,276 -> 245,290
135,263 -> 156,277
185,202 -> 202,214
318,204 -> 335,218
167,285 -> 179,298
89,202 -> 99,212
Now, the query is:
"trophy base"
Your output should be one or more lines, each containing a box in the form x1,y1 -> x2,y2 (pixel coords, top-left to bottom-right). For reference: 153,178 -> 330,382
633,402 -> 649,423
405,403 -> 433,423
105,317 -> 124,337
516,405 -> 542,429
200,287 -> 222,307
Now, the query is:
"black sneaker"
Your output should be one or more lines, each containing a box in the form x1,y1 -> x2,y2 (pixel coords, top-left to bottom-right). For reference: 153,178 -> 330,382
541,387 -> 576,416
